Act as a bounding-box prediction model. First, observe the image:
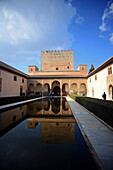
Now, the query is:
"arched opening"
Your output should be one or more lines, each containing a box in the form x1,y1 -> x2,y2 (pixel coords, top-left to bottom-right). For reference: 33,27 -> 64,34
71,83 -> 78,94
80,83 -> 86,96
52,81 -> 60,96
36,83 -> 42,95
43,83 -> 50,96
52,98 -> 60,114
109,85 -> 113,100
62,83 -> 69,96
28,83 -> 34,95
62,98 -> 69,111
53,86 -> 60,96
43,100 -> 50,111
36,100 -> 42,112
20,86 -> 23,96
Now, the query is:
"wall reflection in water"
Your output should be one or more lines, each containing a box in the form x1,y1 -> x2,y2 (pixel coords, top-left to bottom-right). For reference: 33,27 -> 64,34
0,105 -> 27,136
41,122 -> 75,145
28,117 -> 75,145
0,97 -> 75,145
27,97 -> 75,145
27,97 -> 72,116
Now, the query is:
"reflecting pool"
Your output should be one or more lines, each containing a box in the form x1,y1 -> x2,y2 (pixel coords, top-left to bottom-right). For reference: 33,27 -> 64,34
0,97 -> 97,170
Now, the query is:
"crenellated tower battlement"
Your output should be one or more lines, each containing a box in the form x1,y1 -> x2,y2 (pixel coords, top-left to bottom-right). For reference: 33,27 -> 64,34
41,49 -> 73,54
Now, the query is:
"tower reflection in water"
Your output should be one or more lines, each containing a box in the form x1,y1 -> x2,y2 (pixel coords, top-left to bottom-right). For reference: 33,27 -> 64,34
0,97 -> 75,145
28,97 -> 75,145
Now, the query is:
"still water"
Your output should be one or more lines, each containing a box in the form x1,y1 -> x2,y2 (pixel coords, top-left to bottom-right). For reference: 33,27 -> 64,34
0,97 -> 97,170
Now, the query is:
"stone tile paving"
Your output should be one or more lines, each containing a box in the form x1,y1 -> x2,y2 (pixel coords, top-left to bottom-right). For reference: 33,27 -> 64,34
66,96 -> 113,170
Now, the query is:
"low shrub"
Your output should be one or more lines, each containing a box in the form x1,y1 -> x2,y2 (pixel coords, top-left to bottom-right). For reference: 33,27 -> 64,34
70,95 -> 113,128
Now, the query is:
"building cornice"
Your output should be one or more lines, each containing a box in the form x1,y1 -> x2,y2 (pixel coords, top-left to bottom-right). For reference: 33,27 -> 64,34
87,56 -> 113,78
0,61 -> 28,78
28,75 -> 87,79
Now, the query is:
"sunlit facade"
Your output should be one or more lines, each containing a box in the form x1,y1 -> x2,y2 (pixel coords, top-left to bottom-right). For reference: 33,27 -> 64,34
0,50 -> 113,100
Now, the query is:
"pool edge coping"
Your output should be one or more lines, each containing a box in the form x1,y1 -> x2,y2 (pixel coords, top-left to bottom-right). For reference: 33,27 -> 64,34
0,96 -> 47,111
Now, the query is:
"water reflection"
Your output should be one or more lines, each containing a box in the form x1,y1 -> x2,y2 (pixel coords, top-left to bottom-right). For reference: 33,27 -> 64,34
27,97 -> 72,116
0,105 -> 27,136
0,97 -> 97,170
0,97 -> 72,136
28,117 -> 75,144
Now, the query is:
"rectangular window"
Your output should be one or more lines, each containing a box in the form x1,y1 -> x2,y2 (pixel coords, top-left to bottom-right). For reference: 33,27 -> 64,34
14,76 -> 17,81
108,67 -> 112,75
0,78 -> 2,92
22,78 -> 24,83
95,75 -> 97,80
31,68 -> 33,71
56,67 -> 58,70
67,66 -> 69,69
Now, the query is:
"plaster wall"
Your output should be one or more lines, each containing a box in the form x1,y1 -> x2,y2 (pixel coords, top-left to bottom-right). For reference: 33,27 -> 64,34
0,69 -> 28,97
87,64 -> 113,100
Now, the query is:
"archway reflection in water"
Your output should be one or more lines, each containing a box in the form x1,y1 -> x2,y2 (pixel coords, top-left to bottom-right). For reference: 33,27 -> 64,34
0,97 -> 97,170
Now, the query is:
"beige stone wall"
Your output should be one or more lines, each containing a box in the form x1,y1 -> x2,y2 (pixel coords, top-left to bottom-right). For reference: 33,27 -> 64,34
41,49 -> 74,71
0,69 -> 28,97
87,64 -> 113,100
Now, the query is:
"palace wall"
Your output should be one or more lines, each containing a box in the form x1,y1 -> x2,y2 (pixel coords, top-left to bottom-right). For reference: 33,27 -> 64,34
87,62 -> 113,100
0,68 -> 28,97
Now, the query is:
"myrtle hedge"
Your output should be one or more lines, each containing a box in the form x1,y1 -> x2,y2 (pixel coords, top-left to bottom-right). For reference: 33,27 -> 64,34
70,94 -> 113,128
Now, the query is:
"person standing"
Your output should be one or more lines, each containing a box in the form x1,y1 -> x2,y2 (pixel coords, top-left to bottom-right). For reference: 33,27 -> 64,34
102,92 -> 106,100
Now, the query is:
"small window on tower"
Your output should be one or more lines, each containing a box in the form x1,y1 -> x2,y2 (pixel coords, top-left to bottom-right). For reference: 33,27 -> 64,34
56,67 -> 58,70
82,67 -> 84,70
31,68 -> 33,71
67,66 -> 69,69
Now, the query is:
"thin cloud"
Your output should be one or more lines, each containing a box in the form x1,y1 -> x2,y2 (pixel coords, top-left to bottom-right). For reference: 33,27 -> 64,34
110,33 -> 113,44
75,15 -> 85,24
99,0 -> 113,44
99,0 -> 113,32
0,0 -> 77,69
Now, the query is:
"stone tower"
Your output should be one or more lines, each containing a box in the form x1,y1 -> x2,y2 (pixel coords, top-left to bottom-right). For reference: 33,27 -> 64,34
41,49 -> 74,71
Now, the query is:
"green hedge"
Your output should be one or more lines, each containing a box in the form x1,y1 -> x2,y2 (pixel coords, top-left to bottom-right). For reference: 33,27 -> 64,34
70,95 -> 113,128
70,94 -> 83,100
0,95 -> 41,106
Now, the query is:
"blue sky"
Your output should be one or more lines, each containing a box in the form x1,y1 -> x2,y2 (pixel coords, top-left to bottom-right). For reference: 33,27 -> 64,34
0,0 -> 113,73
